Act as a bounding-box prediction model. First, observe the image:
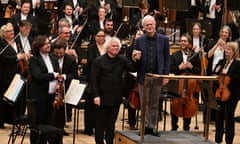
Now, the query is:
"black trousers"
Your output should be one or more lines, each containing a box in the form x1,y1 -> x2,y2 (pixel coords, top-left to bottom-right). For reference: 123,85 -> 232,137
215,99 -> 238,144
95,105 -> 120,144
171,112 -> 191,131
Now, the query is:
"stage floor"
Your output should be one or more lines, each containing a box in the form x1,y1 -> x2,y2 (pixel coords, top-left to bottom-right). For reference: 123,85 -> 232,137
115,130 -> 214,144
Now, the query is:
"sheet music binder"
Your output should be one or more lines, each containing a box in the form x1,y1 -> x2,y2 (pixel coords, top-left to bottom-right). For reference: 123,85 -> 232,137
65,79 -> 87,106
3,74 -> 25,104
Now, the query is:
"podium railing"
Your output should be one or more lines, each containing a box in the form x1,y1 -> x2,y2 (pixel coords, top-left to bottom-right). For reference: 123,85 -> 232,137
140,73 -> 218,141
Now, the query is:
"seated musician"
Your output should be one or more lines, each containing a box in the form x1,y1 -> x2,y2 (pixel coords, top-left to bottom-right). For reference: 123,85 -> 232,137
213,42 -> 240,144
170,34 -> 201,131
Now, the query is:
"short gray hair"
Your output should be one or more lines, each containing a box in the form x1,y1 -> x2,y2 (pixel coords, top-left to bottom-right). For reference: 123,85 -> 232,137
142,15 -> 156,27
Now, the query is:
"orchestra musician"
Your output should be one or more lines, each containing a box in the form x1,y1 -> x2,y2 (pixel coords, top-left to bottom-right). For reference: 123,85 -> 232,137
170,34 -> 201,131
8,0 -> 38,37
58,0 -> 86,21
84,29 -> 106,135
103,18 -> 114,41
129,0 -> 149,35
51,26 -> 79,64
90,6 -> 107,39
28,35 -> 62,144
58,3 -> 83,35
15,20 -> 33,76
125,30 -> 144,130
203,0 -> 224,40
132,15 -> 170,136
213,42 -> 240,144
51,38 -> 78,135
0,22 -> 27,129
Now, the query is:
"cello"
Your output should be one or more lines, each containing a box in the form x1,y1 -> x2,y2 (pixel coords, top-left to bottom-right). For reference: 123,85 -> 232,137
171,50 -> 199,118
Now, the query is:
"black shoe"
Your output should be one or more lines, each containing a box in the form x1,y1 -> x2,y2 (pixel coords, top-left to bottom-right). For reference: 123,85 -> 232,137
0,123 -> 5,129
84,130 -> 93,136
63,130 -> 69,136
148,128 -> 160,137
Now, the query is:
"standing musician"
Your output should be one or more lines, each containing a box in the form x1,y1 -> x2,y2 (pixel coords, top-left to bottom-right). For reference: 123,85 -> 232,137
213,42 -> 240,144
202,0 -> 224,40
28,35 -> 62,144
58,0 -> 86,21
51,26 -> 79,64
129,0 -> 149,35
170,34 -> 201,131
204,25 -> 232,122
84,29 -> 106,135
51,38 -> 78,135
125,30 -> 144,130
103,18 -> 114,41
59,3 -> 83,35
0,23 -> 27,128
15,20 -> 33,77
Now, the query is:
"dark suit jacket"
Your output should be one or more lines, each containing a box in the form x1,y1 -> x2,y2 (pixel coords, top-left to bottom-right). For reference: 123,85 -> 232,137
213,59 -> 240,100
0,39 -> 20,96
15,35 -> 33,52
58,53 -> 78,90
28,54 -> 59,103
170,50 -> 201,75
134,33 -> 170,85
8,13 -> 38,37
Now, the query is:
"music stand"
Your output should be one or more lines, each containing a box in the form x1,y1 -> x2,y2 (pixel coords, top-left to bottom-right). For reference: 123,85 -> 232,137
122,0 -> 139,8
166,0 -> 189,11
116,23 -> 129,39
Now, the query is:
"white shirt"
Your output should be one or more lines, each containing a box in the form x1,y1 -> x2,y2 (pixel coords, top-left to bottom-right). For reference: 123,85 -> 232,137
40,53 -> 58,94
19,34 -> 31,54
206,0 -> 216,19
212,46 -> 224,71
193,37 -> 200,53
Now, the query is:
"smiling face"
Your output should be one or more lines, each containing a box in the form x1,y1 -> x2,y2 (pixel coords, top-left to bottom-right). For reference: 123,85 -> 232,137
142,16 -> 156,37
39,39 -> 51,54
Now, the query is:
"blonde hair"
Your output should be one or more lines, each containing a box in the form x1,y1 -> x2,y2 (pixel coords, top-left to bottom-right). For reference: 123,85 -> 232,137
226,41 -> 239,59
0,23 -> 13,38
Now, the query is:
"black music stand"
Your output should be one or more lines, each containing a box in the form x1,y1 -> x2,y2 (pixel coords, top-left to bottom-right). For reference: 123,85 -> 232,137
122,0 -> 139,8
166,0 -> 189,11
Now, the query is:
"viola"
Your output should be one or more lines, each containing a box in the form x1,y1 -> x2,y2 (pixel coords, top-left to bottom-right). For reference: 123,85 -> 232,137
215,75 -> 231,101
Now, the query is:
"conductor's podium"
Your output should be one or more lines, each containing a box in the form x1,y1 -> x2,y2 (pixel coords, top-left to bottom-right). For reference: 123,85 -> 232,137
115,131 -> 215,144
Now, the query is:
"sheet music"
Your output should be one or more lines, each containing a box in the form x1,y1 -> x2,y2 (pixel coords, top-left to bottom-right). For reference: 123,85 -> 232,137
65,79 -> 86,106
4,74 -> 25,103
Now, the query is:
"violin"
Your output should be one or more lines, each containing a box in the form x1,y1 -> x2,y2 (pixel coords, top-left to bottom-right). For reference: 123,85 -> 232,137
215,75 -> 231,101
53,69 -> 65,109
